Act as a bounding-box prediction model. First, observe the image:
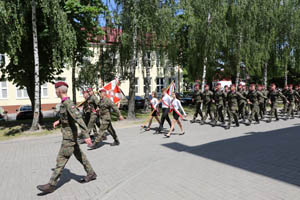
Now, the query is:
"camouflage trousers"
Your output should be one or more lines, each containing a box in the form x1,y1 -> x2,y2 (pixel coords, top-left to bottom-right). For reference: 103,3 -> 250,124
269,103 -> 279,120
227,106 -> 239,126
49,142 -> 95,186
287,102 -> 295,118
283,101 -> 288,113
202,103 -> 215,121
248,104 -> 259,122
193,102 -> 203,120
94,121 -> 119,144
215,104 -> 225,123
238,102 -> 247,120
84,113 -> 98,136
258,102 -> 265,119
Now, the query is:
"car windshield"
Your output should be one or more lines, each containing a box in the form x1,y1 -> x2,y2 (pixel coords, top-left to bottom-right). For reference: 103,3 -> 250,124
20,106 -> 32,111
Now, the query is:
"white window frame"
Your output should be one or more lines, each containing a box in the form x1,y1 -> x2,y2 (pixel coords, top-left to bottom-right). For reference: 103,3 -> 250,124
16,87 -> 29,99
41,83 -> 48,98
156,77 -> 164,93
0,79 -> 8,99
135,78 -> 139,94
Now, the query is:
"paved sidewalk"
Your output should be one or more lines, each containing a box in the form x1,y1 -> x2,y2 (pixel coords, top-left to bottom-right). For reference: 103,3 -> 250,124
0,118 -> 300,200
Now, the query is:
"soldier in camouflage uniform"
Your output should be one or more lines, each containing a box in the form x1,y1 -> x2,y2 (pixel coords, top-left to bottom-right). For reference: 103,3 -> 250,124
237,84 -> 248,123
281,85 -> 289,114
267,83 -> 287,123
262,85 -> 269,115
223,85 -> 229,119
246,84 -> 267,125
86,88 -> 100,134
295,85 -> 300,116
37,82 -> 96,194
225,84 -> 246,130
286,84 -> 300,119
191,83 -> 203,123
213,83 -> 226,126
90,88 -> 124,149
257,85 -> 267,119
201,84 -> 215,125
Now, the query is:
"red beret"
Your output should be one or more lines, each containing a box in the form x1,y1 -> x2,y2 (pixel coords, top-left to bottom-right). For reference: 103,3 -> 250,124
250,84 -> 255,87
99,88 -> 106,93
194,83 -> 200,87
87,88 -> 93,92
55,81 -> 68,88
216,83 -> 221,86
82,90 -> 88,94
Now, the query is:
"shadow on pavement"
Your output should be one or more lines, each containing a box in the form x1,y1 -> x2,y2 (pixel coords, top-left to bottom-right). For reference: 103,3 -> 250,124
162,123 -> 300,187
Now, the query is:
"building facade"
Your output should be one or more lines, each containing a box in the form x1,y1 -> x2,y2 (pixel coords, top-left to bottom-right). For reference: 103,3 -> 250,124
0,48 -> 182,113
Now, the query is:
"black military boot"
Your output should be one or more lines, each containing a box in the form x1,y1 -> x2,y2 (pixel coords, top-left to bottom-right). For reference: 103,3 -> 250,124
80,172 -> 97,183
37,183 -> 55,193
200,120 -> 205,125
111,139 -> 120,146
225,124 -> 230,130
190,118 -> 196,123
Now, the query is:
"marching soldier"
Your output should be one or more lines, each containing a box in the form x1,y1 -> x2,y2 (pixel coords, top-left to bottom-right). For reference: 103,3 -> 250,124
281,85 -> 289,114
262,85 -> 269,115
201,84 -> 215,125
225,84 -> 246,130
237,84 -> 247,123
90,88 -> 124,149
86,88 -> 100,135
213,83 -> 226,126
286,84 -> 300,119
37,82 -> 96,194
295,85 -> 300,116
267,83 -> 287,123
246,84 -> 267,125
191,83 -> 203,123
223,85 -> 229,119
257,85 -> 267,119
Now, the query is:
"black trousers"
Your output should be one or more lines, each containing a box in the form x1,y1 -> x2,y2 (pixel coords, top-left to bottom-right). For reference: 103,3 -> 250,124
159,108 -> 172,131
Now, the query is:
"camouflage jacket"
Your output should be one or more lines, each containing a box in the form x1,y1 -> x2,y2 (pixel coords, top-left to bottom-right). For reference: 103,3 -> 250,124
59,98 -> 89,145
98,97 -> 121,124
202,90 -> 214,105
268,89 -> 287,104
237,89 -> 247,104
257,91 -> 267,104
227,91 -> 246,108
213,90 -> 226,106
286,90 -> 300,103
247,90 -> 266,105
193,90 -> 202,103
282,89 -> 289,103
83,94 -> 99,114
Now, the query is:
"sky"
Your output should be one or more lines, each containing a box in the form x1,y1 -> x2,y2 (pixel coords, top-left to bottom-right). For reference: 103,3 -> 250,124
99,0 -> 118,27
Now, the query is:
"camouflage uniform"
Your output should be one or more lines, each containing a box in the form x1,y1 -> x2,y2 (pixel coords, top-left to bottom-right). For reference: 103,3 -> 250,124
257,90 -> 267,119
49,98 -> 95,186
262,89 -> 269,115
226,91 -> 246,129
281,88 -> 289,114
286,89 -> 300,118
201,90 -> 215,124
94,97 -> 121,144
296,88 -> 300,115
213,89 -> 226,125
247,90 -> 266,124
238,89 -> 248,122
84,94 -> 100,135
267,89 -> 287,122
192,90 -> 203,122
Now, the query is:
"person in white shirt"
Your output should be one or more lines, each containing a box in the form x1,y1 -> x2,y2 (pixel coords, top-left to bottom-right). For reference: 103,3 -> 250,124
165,92 -> 187,138
146,91 -> 161,131
156,88 -> 172,134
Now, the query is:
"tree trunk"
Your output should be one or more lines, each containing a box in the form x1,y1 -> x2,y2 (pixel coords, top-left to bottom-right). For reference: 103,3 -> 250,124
284,64 -> 288,86
201,57 -> 207,92
127,0 -> 138,120
235,34 -> 242,88
264,62 -> 268,88
143,52 -> 151,112
72,58 -> 77,104
177,66 -> 180,93
30,0 -> 41,131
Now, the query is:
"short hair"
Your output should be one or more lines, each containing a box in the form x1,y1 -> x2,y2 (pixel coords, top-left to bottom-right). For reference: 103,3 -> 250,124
57,85 -> 68,93
152,91 -> 157,98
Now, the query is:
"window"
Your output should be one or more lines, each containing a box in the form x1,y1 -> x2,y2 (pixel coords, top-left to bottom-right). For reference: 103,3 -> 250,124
156,78 -> 164,93
0,79 -> 8,99
168,78 -> 176,85
16,88 -> 29,99
41,83 -> 48,98
144,78 -> 152,93
135,78 -> 139,93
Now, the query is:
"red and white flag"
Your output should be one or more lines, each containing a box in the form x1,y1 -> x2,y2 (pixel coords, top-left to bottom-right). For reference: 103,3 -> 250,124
166,81 -> 176,96
104,79 -> 123,105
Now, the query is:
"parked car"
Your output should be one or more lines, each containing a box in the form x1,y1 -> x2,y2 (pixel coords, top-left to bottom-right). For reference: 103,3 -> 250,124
177,92 -> 194,106
119,96 -> 145,110
0,106 -> 7,121
16,105 -> 43,120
